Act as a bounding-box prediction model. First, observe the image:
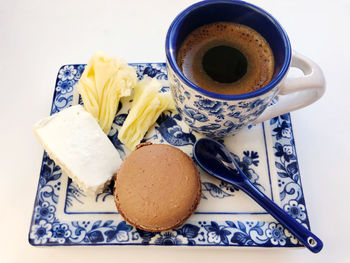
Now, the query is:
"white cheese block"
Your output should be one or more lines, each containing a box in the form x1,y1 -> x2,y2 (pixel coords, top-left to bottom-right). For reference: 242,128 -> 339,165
34,105 -> 122,194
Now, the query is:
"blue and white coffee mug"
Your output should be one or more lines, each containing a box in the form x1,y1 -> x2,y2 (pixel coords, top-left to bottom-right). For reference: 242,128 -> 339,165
165,0 -> 325,137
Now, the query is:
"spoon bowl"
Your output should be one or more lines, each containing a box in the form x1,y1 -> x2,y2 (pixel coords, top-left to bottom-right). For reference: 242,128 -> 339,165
194,137 -> 246,183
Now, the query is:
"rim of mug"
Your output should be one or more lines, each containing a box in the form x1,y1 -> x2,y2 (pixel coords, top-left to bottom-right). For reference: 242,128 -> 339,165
165,0 -> 292,101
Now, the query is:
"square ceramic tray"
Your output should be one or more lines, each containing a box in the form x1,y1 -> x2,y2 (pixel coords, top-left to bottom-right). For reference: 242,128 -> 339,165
29,63 -> 310,247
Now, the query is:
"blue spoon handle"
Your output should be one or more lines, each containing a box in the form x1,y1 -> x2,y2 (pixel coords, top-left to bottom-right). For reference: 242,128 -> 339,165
237,178 -> 323,253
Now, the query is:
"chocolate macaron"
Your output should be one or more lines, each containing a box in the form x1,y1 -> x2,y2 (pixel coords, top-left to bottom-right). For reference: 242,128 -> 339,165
114,143 -> 201,232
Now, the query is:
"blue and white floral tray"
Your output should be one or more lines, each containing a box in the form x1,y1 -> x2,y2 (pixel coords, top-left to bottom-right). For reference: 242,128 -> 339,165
29,63 -> 311,248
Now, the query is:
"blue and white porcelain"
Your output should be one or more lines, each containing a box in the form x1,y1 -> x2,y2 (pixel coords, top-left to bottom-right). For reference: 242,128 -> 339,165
30,63 -> 313,248
165,0 -> 325,137
193,138 -> 322,253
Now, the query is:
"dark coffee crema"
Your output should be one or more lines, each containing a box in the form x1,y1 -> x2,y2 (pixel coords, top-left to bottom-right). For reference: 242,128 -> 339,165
177,22 -> 274,95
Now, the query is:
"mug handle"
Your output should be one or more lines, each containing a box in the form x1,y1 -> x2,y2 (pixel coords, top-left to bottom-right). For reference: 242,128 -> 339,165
252,51 -> 326,124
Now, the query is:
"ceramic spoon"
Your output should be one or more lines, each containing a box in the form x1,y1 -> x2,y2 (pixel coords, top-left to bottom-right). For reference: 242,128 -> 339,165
193,138 -> 323,253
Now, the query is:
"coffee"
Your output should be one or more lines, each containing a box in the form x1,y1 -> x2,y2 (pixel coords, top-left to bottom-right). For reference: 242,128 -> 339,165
177,22 -> 274,95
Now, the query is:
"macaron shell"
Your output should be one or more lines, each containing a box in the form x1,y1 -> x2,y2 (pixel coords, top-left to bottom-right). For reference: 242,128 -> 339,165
114,144 -> 201,232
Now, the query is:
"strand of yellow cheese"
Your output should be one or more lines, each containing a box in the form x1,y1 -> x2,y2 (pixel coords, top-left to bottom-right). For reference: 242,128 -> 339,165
118,77 -> 176,150
77,51 -> 137,134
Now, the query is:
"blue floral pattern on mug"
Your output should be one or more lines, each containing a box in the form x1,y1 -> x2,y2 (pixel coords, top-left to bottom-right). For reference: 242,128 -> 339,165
29,63 -> 309,247
167,60 -> 279,137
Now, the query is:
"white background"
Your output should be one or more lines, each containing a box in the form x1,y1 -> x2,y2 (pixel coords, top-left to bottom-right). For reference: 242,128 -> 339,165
1,0 -> 349,262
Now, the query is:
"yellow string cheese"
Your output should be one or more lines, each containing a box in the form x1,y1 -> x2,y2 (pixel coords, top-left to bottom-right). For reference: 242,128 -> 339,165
118,77 -> 176,150
77,51 -> 137,134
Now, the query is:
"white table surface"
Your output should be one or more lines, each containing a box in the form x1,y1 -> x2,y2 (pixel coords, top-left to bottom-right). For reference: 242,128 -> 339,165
1,0 -> 349,262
